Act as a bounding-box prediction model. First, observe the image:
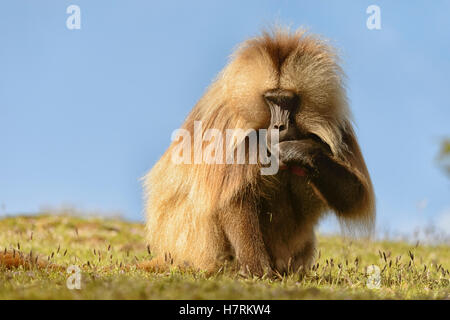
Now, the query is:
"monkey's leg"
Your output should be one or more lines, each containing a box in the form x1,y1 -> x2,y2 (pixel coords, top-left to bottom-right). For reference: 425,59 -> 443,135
218,199 -> 272,276
278,139 -> 367,215
291,235 -> 316,273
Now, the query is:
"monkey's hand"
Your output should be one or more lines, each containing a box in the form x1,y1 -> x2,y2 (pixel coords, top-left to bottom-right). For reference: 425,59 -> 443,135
277,138 -> 331,177
277,138 -> 366,214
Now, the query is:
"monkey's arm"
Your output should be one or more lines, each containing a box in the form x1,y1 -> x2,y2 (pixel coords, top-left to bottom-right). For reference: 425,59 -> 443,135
218,192 -> 272,276
278,137 -> 372,217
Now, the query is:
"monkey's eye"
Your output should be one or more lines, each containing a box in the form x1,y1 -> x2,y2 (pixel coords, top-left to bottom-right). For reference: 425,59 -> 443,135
308,133 -> 331,153
308,133 -> 323,143
263,89 -> 299,112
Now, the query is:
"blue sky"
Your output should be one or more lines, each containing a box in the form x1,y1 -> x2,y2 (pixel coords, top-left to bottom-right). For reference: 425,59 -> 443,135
0,1 -> 449,236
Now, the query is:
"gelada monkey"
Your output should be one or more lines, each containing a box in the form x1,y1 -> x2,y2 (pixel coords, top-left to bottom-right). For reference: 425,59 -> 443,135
143,27 -> 375,276
0,28 -> 375,276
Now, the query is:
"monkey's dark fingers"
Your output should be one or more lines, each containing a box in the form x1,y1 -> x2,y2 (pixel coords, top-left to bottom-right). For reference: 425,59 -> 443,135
277,140 -> 318,171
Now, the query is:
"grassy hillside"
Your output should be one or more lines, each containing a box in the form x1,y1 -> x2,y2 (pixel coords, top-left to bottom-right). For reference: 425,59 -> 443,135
0,214 -> 448,299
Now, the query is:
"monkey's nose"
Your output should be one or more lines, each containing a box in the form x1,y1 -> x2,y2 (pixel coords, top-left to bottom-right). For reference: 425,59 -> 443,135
272,123 -> 286,132
263,89 -> 299,111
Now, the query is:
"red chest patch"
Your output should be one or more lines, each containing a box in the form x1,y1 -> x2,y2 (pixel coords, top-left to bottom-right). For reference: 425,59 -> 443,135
279,165 -> 306,177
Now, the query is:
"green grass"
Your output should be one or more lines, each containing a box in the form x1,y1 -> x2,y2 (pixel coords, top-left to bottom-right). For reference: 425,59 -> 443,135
0,213 -> 449,299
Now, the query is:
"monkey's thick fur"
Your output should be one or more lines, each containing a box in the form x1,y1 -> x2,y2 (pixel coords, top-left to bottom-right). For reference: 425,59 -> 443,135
144,28 -> 375,276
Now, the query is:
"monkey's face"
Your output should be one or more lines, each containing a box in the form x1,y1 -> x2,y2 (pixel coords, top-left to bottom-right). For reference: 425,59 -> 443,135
264,88 -> 300,143
222,32 -> 348,155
